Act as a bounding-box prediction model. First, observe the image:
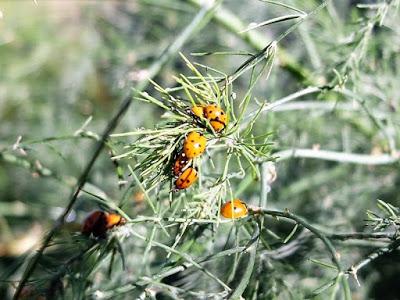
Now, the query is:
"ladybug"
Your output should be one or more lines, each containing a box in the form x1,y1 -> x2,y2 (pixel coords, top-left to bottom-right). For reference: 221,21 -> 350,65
220,199 -> 248,219
183,131 -> 207,159
203,104 -> 227,132
191,105 -> 204,118
173,152 -> 191,176
174,167 -> 198,190
81,210 -> 126,238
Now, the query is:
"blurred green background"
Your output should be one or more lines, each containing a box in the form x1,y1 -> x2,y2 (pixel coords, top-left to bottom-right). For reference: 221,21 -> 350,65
0,0 -> 399,299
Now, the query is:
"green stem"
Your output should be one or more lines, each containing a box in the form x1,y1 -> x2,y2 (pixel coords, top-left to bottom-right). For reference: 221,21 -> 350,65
228,223 -> 260,299
348,238 -> 400,274
260,208 -> 342,270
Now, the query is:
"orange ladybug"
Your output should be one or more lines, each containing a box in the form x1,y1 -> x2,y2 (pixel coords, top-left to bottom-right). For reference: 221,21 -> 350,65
173,152 -> 191,176
203,104 -> 227,132
81,210 -> 126,238
220,199 -> 248,219
174,167 -> 198,189
183,131 -> 207,159
191,105 -> 204,118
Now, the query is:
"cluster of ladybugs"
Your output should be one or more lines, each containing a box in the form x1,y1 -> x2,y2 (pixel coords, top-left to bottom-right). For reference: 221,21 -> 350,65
173,103 -> 227,190
82,104 -> 248,238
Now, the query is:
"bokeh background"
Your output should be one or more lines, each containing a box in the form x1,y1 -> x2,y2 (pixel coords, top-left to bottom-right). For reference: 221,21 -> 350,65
0,0 -> 399,299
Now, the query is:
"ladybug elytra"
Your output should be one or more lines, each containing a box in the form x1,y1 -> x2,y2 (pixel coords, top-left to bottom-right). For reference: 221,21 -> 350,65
220,199 -> 248,219
183,131 -> 207,159
174,167 -> 198,189
203,104 -> 227,132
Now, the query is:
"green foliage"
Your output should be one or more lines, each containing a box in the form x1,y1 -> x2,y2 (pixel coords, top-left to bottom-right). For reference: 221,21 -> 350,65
1,1 -> 399,300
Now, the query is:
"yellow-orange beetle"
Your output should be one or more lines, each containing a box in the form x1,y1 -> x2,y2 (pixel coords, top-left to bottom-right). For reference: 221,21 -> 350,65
220,199 -> 248,219
183,131 -> 207,159
203,104 -> 227,132
174,167 -> 198,190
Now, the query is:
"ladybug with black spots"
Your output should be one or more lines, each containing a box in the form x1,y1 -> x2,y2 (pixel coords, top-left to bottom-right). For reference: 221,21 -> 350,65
174,167 -> 198,190
203,104 -> 227,133
183,131 -> 207,159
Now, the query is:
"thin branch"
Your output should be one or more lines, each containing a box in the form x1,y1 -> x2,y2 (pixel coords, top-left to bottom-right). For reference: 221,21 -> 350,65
128,216 -> 226,225
275,148 -> 399,165
261,229 -> 395,260
269,100 -> 359,112
345,239 -> 400,286
187,0 -> 317,84
259,208 -> 342,270
242,86 -> 321,128
259,208 -> 357,297
228,223 -> 260,299
261,229 -> 310,260
129,229 -> 232,292
329,232 -> 397,241
347,238 -> 400,277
